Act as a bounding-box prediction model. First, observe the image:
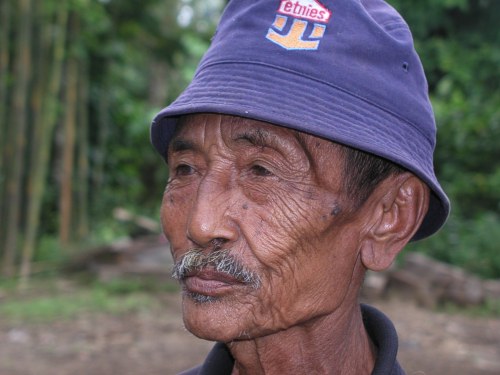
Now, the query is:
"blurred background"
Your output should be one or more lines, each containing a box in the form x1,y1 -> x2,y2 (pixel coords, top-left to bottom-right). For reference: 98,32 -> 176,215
0,0 -> 499,374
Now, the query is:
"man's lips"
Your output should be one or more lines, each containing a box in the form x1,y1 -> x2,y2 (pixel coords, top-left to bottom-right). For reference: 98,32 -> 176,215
183,269 -> 244,296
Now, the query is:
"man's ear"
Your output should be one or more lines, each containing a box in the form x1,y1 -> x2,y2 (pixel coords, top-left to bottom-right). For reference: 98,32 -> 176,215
360,173 -> 430,271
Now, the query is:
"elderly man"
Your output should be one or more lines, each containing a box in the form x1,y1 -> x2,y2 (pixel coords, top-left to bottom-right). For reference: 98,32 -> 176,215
151,0 -> 449,374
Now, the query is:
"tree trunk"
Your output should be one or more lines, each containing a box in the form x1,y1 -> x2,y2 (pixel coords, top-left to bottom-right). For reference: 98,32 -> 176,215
0,0 -> 12,259
93,85 -> 109,195
76,59 -> 89,241
19,2 -> 69,285
58,14 -> 80,249
2,0 -> 32,277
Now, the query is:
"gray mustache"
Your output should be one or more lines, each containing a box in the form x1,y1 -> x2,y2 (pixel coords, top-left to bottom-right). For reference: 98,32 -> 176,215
172,248 -> 261,288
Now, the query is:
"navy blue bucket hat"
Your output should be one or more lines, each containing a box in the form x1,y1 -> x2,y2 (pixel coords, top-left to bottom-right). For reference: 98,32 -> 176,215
151,0 -> 450,240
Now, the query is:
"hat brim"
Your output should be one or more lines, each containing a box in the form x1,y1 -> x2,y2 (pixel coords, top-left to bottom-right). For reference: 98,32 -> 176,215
151,62 -> 450,241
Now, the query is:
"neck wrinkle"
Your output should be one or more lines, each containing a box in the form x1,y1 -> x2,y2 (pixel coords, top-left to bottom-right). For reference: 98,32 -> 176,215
228,302 -> 376,375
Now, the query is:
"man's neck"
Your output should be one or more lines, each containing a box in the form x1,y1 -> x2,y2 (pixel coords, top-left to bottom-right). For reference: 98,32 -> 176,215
227,303 -> 376,375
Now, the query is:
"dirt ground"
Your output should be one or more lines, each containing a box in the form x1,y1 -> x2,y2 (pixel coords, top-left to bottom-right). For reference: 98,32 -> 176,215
1,290 -> 499,375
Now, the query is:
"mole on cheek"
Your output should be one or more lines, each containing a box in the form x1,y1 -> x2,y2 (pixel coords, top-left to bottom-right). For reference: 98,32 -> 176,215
166,194 -> 174,205
242,203 -> 249,210
330,204 -> 342,216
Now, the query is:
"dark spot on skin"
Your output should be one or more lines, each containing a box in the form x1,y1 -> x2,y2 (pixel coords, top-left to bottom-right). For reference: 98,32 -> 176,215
315,142 -> 321,148
322,215 -> 328,221
331,204 -> 342,216
242,203 -> 249,210
169,196 -> 174,204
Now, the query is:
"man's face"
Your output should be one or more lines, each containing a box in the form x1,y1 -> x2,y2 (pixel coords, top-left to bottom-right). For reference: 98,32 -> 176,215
161,114 -> 368,342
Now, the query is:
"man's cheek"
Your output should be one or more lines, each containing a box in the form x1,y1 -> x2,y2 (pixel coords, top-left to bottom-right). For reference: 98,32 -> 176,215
162,182 -> 196,208
246,230 -> 303,288
249,267 -> 313,331
161,188 -> 193,244
245,214 -> 299,263
272,184 -> 336,224
266,201 -> 333,249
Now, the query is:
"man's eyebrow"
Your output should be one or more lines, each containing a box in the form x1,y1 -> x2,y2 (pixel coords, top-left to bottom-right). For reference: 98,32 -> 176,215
169,138 -> 196,153
233,128 -> 273,148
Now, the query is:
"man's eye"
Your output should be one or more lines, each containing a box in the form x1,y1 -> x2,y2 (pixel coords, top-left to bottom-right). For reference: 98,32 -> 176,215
175,164 -> 194,176
250,164 -> 273,177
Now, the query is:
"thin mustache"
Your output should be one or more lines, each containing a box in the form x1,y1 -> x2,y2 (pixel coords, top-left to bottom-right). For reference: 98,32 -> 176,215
171,248 -> 261,288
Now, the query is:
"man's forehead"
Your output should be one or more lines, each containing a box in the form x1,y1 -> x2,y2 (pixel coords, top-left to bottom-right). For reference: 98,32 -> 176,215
170,113 -> 313,150
168,114 -> 347,187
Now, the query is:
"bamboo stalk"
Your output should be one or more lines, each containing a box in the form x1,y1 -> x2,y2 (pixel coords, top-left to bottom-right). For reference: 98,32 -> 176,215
19,1 -> 69,286
58,13 -> 80,249
2,0 -> 33,277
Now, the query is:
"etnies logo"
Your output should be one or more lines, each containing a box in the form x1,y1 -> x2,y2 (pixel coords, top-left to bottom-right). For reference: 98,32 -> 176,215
266,0 -> 332,50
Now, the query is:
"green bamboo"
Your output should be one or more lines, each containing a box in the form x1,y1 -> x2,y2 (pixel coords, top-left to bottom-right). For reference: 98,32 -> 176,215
2,0 -> 33,277
19,1 -> 69,285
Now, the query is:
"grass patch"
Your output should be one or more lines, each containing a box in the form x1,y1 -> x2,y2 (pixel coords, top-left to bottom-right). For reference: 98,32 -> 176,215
438,298 -> 500,318
0,288 -> 154,324
0,275 -> 180,325
0,270 -> 182,325
92,277 -> 179,295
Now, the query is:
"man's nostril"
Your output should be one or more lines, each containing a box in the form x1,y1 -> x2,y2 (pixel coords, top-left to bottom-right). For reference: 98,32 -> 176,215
211,238 -> 226,250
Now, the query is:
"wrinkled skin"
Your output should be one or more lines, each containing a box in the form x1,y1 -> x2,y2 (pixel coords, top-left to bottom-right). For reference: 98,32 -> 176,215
160,114 -> 429,374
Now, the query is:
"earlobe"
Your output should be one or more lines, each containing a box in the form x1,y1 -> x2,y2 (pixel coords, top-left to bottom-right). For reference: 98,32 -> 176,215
360,174 -> 430,271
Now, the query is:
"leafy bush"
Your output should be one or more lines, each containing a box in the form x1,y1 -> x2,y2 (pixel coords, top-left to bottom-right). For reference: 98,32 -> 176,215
391,0 -> 500,279
408,213 -> 500,279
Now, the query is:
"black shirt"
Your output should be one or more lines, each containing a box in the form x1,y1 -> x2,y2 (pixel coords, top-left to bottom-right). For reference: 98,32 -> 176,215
179,304 -> 406,375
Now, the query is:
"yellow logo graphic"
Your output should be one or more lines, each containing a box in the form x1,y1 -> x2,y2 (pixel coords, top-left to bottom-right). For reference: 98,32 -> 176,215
266,0 -> 331,51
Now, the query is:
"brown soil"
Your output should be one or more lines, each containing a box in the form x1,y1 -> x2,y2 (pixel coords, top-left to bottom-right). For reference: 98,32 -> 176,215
1,290 -> 499,375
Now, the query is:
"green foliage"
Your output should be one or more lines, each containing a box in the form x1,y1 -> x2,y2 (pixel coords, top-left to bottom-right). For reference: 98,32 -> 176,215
408,213 -> 500,279
388,0 -> 500,278
29,0 -> 224,253
3,0 -> 497,280
83,0 -> 222,219
439,298 -> 500,318
0,275 -> 176,324
0,288 -> 155,324
90,277 -> 179,295
0,269 -> 183,324
33,236 -> 64,264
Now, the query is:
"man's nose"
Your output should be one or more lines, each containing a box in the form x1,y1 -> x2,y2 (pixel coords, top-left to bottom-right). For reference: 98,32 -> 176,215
186,174 -> 239,248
